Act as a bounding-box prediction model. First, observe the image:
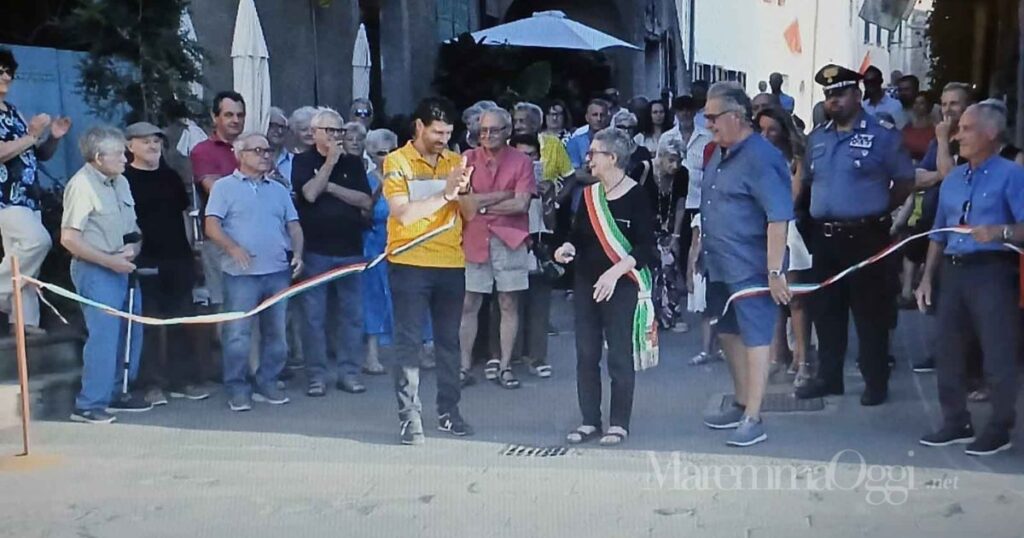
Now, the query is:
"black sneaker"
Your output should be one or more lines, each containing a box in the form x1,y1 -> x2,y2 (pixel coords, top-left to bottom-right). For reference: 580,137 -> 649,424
965,430 -> 1012,456
70,408 -> 116,424
400,420 -> 425,445
912,357 -> 936,373
920,423 -> 974,447
106,393 -> 154,413
438,411 -> 474,437
794,378 -> 844,399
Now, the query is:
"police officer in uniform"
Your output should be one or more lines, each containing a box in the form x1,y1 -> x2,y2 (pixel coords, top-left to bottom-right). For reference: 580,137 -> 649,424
795,64 -> 915,405
915,102 -> 1024,456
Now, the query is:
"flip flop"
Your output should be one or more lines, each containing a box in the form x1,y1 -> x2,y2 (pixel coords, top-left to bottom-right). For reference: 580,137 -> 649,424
566,425 -> 601,444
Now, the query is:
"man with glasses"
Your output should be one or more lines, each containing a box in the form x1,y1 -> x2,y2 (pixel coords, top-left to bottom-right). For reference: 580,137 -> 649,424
204,133 -> 304,412
458,108 -> 535,390
291,108 -> 373,397
265,107 -> 292,188
350,98 -> 374,130
795,64 -> 914,406
915,102 -> 1024,457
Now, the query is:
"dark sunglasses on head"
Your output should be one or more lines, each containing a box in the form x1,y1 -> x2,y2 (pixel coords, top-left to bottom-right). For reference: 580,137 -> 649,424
353,109 -> 372,118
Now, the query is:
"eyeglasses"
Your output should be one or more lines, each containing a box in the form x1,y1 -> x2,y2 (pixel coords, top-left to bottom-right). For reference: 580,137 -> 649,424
585,150 -> 613,159
704,110 -> 739,124
373,150 -> 392,157
242,147 -> 273,156
353,109 -> 372,118
315,126 -> 345,136
268,122 -> 288,130
614,124 -> 636,131
479,126 -> 509,136
0,66 -> 13,78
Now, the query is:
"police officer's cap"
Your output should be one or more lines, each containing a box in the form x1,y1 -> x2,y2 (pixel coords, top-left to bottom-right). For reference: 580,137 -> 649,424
815,64 -> 862,93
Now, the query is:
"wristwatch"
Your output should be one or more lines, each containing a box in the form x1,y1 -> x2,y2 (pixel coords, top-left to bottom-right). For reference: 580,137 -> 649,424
768,269 -> 784,279
1002,226 -> 1014,241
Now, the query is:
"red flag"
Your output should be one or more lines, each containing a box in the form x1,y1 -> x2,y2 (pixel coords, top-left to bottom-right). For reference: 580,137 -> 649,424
784,19 -> 802,54
858,51 -> 872,74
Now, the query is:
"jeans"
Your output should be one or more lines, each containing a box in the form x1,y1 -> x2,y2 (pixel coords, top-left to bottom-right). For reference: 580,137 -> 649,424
71,259 -> 143,411
221,271 -> 290,397
389,264 -> 464,422
936,257 -> 1021,434
300,252 -> 365,383
574,274 -> 637,430
136,258 -> 200,390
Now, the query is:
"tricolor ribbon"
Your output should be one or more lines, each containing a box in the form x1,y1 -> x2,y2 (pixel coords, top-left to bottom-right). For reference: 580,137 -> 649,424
22,218 -> 456,326
715,226 -> 1024,320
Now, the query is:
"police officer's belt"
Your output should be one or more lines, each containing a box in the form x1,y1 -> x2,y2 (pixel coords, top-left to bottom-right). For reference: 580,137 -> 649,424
819,215 -> 891,237
946,251 -> 1018,266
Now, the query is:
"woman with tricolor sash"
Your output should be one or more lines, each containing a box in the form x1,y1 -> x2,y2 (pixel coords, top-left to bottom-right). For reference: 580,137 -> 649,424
554,127 -> 657,447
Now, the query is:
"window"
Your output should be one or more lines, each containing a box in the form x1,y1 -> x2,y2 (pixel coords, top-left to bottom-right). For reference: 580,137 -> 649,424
863,20 -> 871,44
875,24 -> 882,46
436,0 -> 471,42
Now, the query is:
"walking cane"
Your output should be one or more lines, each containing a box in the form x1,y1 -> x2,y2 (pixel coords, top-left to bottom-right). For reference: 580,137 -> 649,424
122,270 -> 138,396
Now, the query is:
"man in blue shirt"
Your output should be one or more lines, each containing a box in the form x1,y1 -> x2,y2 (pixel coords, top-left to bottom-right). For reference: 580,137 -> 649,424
699,82 -> 793,448
915,103 -> 1024,457
205,133 -> 304,412
769,73 -> 795,114
795,64 -> 915,406
563,99 -> 610,212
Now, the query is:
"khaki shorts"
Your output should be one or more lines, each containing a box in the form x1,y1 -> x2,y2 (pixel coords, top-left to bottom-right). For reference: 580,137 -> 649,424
466,236 -> 529,293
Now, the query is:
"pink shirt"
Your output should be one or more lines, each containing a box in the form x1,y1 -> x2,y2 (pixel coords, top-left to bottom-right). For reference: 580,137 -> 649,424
463,146 -> 537,264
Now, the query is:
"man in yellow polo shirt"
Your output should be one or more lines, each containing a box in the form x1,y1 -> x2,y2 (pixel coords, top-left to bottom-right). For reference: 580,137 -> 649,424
383,97 -> 473,445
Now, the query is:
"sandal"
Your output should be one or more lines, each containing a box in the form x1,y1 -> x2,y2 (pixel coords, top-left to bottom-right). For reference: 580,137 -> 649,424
484,359 -> 500,380
362,364 -> 387,376
306,381 -> 326,397
460,369 -> 477,387
496,368 -> 520,389
599,426 -> 628,446
529,362 -> 552,378
566,425 -> 601,444
968,388 -> 990,402
689,351 -> 712,366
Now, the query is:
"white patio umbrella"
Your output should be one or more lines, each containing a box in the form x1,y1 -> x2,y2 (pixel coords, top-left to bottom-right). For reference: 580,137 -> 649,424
352,23 -> 372,101
231,0 -> 271,134
466,10 -> 640,51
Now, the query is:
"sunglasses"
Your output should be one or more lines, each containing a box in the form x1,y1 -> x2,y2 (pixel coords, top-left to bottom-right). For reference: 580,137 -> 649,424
373,150 -> 391,157
0,66 -> 14,78
353,109 -> 372,118
585,150 -> 612,159
315,126 -> 345,136
704,110 -> 741,124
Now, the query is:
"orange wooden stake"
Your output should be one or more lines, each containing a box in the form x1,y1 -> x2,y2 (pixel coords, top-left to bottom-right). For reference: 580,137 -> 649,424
11,256 -> 31,456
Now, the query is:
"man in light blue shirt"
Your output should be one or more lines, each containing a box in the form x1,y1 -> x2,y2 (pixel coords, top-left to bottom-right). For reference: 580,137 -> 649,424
769,72 -> 795,113
699,82 -> 792,448
564,99 -> 610,212
915,102 -> 1024,456
862,66 -> 907,128
205,133 -> 304,412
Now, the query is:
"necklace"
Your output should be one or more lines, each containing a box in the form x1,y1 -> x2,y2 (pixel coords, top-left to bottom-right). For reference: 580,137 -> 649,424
605,172 -> 628,197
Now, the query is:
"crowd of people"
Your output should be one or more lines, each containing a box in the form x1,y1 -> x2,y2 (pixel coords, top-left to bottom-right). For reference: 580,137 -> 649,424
1,45 -> 1022,455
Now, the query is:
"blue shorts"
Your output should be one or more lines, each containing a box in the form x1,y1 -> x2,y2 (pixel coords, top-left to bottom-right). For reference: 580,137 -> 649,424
707,276 -> 778,347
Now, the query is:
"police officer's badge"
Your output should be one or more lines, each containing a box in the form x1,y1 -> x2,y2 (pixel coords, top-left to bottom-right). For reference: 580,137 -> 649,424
850,133 -> 874,150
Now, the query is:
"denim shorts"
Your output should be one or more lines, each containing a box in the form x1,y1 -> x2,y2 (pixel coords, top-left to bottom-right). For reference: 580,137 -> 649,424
707,276 -> 778,347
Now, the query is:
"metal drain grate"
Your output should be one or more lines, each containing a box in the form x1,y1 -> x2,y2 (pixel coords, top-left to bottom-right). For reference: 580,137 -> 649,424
501,444 -> 570,457
721,392 -> 824,413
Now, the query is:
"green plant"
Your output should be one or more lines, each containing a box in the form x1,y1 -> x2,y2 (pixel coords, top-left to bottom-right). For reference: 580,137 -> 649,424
64,0 -> 205,125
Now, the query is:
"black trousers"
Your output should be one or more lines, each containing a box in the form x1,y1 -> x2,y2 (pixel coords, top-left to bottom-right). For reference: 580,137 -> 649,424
574,275 -> 637,430
809,224 -> 894,392
136,258 -> 201,390
936,256 -> 1021,434
514,274 -> 553,362
389,264 -> 464,421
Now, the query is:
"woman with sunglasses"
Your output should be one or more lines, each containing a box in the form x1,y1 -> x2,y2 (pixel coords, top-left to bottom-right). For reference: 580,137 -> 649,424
0,47 -> 72,336
542,99 -> 574,144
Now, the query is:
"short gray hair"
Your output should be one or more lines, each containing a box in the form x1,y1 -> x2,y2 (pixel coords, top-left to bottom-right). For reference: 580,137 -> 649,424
268,106 -> 287,125
973,99 -> 1009,140
350,97 -> 374,115
232,132 -> 268,153
479,107 -> 512,130
463,100 -> 498,125
592,127 -> 634,170
343,121 -> 367,139
513,102 -> 543,132
655,135 -> 685,161
79,125 -> 126,162
289,106 -> 318,131
365,129 -> 398,154
311,107 -> 344,128
707,81 -> 753,122
942,82 -> 972,100
611,109 -> 638,128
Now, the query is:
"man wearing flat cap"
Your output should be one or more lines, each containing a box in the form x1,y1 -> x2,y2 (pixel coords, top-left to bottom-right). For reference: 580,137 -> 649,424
795,64 -> 915,407
124,121 -> 210,405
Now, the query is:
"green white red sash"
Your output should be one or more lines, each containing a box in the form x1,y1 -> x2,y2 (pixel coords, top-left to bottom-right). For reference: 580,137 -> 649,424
583,183 -> 659,371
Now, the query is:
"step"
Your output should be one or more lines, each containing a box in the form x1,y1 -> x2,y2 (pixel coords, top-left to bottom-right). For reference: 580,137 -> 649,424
0,328 -> 84,381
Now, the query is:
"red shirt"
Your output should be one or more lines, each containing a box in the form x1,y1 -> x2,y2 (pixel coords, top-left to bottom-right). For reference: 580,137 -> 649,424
462,146 -> 537,263
189,133 -> 238,201
902,124 -> 935,162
